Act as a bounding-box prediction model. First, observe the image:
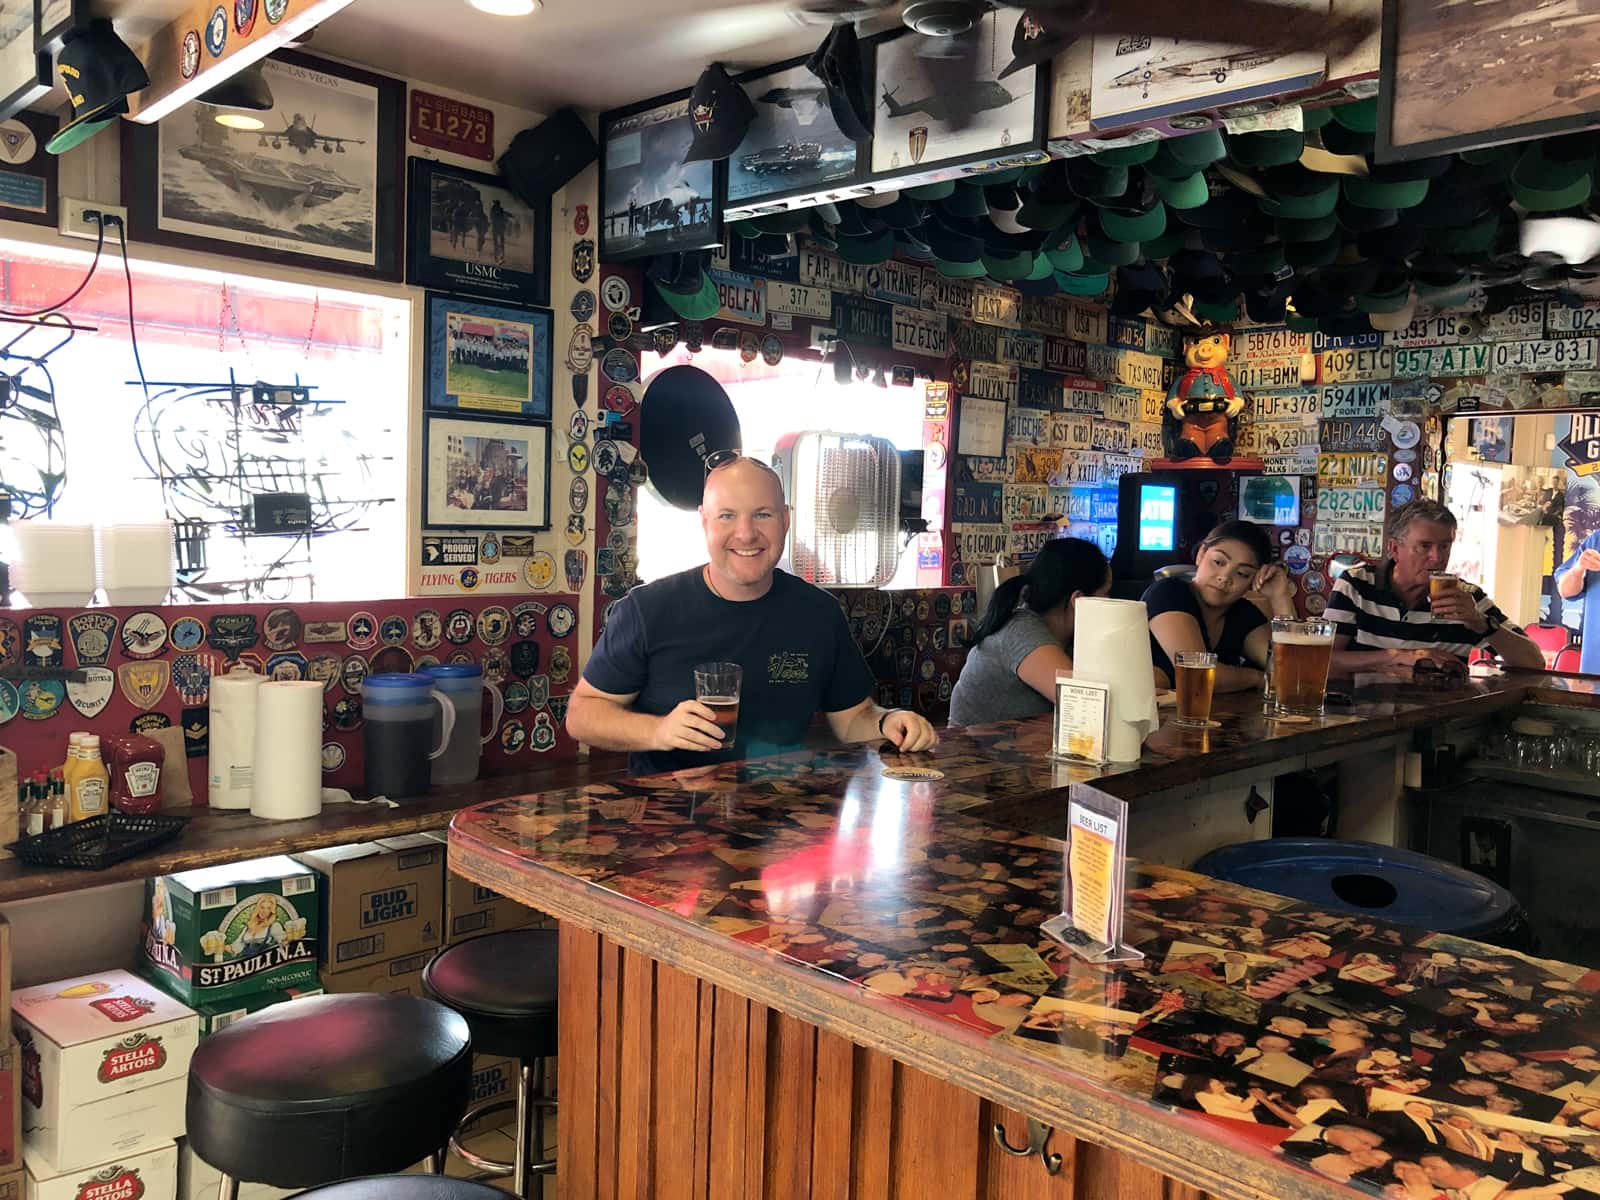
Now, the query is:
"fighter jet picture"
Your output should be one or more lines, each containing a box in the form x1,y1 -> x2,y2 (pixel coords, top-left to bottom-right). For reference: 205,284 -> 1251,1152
879,81 -> 1016,125
757,86 -> 827,126
1111,50 -> 1279,99
256,113 -> 367,156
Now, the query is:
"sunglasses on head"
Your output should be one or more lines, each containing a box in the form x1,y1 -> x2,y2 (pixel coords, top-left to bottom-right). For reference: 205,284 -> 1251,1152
703,450 -> 780,478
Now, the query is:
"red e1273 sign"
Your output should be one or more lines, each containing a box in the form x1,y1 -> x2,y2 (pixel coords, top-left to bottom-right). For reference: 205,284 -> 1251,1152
409,90 -> 494,161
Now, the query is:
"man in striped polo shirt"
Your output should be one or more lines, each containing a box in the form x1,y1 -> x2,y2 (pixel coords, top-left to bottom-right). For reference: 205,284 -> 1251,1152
1325,499 -> 1544,674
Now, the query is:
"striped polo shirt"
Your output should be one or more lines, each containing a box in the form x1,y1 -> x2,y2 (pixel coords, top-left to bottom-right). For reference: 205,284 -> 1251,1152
1324,560 -> 1512,659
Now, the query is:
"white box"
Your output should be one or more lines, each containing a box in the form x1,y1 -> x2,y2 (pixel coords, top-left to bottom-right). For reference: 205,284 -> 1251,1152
176,1143 -> 293,1200
13,972 -> 196,1174
26,1139 -> 176,1200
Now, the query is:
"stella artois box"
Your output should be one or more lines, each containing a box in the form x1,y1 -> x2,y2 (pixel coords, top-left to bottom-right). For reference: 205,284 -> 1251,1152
25,1140 -> 176,1200
140,857 -> 320,1006
13,973 -> 195,1174
293,837 -> 443,975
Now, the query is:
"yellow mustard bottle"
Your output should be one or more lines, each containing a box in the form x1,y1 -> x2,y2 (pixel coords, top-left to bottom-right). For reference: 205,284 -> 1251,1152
71,734 -> 110,823
60,733 -> 86,823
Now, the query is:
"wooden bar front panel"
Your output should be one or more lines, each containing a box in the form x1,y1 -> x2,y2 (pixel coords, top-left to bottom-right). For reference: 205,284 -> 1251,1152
558,924 -> 1217,1200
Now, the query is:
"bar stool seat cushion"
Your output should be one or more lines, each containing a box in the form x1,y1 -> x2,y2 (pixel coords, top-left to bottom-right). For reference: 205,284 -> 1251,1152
422,928 -> 558,1062
293,1177 -> 508,1199
187,994 -> 472,1189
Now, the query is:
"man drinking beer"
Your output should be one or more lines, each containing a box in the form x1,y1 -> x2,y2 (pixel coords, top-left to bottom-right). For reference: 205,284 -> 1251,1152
1324,500 -> 1543,674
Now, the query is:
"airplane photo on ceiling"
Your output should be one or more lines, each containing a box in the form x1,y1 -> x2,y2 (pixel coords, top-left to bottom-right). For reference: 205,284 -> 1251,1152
870,8 -> 1039,174
600,95 -> 719,261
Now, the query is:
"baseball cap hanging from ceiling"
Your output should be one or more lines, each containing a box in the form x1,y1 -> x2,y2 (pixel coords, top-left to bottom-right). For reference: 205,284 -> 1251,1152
998,10 -> 1074,80
683,64 -> 754,163
806,22 -> 872,141
47,19 -> 150,155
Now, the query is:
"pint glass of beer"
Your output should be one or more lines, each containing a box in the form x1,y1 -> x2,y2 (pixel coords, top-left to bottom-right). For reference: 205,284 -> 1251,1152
1270,618 -> 1336,716
1174,651 -> 1217,728
694,661 -> 743,745
1429,572 -> 1460,601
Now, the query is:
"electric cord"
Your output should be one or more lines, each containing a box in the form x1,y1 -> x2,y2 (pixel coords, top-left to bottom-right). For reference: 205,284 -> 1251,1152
0,218 -> 106,317
111,218 -> 152,401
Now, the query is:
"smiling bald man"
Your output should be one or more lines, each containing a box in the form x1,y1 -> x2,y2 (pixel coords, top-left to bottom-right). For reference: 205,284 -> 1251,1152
566,455 -> 938,775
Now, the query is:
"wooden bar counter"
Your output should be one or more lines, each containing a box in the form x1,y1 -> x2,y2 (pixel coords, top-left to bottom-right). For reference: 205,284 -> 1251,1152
449,672 -> 1600,1200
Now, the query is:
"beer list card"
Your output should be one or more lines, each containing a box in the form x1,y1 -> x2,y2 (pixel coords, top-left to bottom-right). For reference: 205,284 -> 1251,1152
1043,784 -> 1144,964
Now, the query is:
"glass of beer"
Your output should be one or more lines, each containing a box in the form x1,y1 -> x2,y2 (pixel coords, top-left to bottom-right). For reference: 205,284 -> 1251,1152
1270,618 -> 1336,716
694,661 -> 742,745
1174,651 -> 1217,728
1429,572 -> 1460,602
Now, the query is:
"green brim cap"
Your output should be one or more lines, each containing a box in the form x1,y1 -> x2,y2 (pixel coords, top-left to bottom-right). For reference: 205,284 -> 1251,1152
1084,230 -> 1141,267
1511,143 -> 1594,212
982,249 -> 1035,281
1300,105 -> 1336,131
836,228 -> 896,265
1285,313 -> 1319,332
1320,121 -> 1375,157
1192,297 -> 1240,322
1260,179 -> 1340,220
1163,128 -> 1227,170
1342,175 -> 1430,209
1356,285 -> 1412,314
936,256 -> 989,278
1046,235 -> 1085,273
907,180 -> 956,201
1056,269 -> 1110,296
1150,171 -> 1209,210
652,271 -> 720,321
1331,97 -> 1378,133
46,109 -> 122,156
1093,141 -> 1160,167
1459,145 -> 1515,167
943,183 -> 989,219
1427,211 -> 1500,255
730,220 -> 762,239
1229,129 -> 1305,168
1024,252 -> 1056,282
1276,213 -> 1339,242
1098,200 -> 1167,243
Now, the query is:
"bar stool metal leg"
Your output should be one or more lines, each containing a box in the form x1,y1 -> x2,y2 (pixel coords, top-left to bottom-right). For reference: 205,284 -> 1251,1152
215,1175 -> 239,1200
513,1060 -> 532,1199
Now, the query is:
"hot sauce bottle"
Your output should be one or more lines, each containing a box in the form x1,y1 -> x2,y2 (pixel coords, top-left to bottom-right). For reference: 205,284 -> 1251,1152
103,733 -> 164,816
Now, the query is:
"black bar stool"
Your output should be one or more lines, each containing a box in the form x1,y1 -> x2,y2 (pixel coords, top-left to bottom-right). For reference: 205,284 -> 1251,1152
422,927 -> 558,1199
293,1178 -> 506,1199
186,993 -> 473,1200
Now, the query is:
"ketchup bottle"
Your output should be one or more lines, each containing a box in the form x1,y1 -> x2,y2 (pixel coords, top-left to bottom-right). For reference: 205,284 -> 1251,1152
103,733 -> 165,816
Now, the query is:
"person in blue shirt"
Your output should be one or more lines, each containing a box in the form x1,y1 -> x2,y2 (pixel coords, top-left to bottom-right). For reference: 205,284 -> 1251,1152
565,455 -> 938,775
1555,531 -> 1600,672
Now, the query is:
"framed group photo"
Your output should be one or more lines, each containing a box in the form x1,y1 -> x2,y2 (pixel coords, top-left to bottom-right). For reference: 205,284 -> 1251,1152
422,412 -> 550,531
599,88 -> 722,261
406,156 -> 550,305
121,50 -> 405,281
424,291 -> 552,421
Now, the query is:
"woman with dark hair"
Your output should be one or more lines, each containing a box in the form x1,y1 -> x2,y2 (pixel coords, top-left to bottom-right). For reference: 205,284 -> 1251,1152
1145,519 -> 1297,692
948,537 -> 1111,725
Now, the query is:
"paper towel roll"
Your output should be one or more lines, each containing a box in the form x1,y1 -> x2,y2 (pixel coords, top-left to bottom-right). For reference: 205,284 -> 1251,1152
251,681 -> 324,821
1071,597 -> 1160,762
208,669 -> 264,810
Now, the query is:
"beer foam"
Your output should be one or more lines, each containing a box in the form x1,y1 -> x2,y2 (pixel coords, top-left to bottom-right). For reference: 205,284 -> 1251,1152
1271,632 -> 1334,645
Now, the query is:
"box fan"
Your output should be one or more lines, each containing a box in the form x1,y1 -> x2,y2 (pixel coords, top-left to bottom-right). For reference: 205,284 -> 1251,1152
772,431 -> 902,587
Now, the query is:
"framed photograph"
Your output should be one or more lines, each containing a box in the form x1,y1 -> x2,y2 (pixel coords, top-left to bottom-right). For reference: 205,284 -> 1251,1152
1378,0 -> 1600,161
425,292 -> 552,420
406,157 -> 550,305
599,88 -> 722,261
0,108 -> 57,226
422,412 -> 550,531
0,6 -> 49,124
727,55 -> 864,209
121,50 -> 405,281
867,17 -> 1048,178
34,0 -> 88,55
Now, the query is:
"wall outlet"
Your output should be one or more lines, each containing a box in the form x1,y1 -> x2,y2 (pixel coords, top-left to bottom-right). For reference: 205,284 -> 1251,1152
58,197 -> 129,242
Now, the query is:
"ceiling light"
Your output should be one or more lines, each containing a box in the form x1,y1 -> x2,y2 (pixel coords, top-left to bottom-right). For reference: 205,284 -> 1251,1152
469,0 -> 541,14
197,61 -> 274,111
215,113 -> 265,130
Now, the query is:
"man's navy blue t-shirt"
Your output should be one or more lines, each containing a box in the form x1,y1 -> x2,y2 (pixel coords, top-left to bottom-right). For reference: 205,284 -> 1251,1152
582,566 -> 876,775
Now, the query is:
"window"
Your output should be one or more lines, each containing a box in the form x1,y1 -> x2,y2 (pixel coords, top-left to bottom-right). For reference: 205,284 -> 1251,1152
633,346 -> 928,589
0,235 -> 409,601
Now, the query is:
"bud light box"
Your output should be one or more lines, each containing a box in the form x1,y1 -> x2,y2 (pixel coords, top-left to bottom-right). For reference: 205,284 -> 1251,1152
292,836 -> 444,976
12,972 -> 196,1174
139,856 -> 321,1007
25,1139 -> 176,1200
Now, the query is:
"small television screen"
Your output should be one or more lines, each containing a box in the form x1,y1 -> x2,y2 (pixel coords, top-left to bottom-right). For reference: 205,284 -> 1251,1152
1238,475 -> 1302,527
1138,484 -> 1177,552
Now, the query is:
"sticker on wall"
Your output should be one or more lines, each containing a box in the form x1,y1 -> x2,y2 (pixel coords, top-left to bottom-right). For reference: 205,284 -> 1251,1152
171,652 -> 216,705
571,290 -> 596,323
600,348 -> 638,384
0,619 -> 18,667
204,6 -> 228,56
0,678 -> 20,724
608,310 -> 633,344
568,410 -> 590,443
601,275 -> 631,312
572,374 -> 589,407
501,535 -> 535,559
412,610 -> 442,650
368,646 -> 412,676
476,606 -> 512,645
564,549 -> 587,590
530,711 -> 556,752
527,674 -> 550,711
549,644 -> 572,684
569,475 -> 590,514
500,720 -> 526,753
304,619 -> 347,645
457,567 -> 480,592
184,708 -> 210,757
119,612 -> 167,660
118,661 -> 171,710
321,742 -> 347,772
482,648 -> 508,685
573,204 -> 589,235
179,29 -> 201,78
510,640 -> 540,677
234,0 -> 258,35
1392,461 -> 1414,483
566,324 -> 594,374
653,327 -> 679,355
308,654 -> 341,692
332,696 -> 362,731
132,712 -> 173,734
1304,571 -> 1327,594
572,239 -> 595,283
593,440 -> 619,477
66,668 -> 114,719
17,679 -> 64,720
526,551 -> 557,591
761,335 -> 784,366
738,332 -> 760,364
547,603 -> 576,639
1283,545 -> 1312,575
512,602 -> 545,637
345,612 -> 379,651
565,513 -> 586,546
340,654 -> 369,694
567,441 -> 590,473
1305,593 -> 1328,615
68,612 -> 118,667
443,608 -> 474,645
262,608 -> 300,651
267,652 -> 309,681
604,384 -> 636,416
1391,484 -> 1416,507
504,681 -> 530,714
236,651 -> 266,675
265,0 -> 289,22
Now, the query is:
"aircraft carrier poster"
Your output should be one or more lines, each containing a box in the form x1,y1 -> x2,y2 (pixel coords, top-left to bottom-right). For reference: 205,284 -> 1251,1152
1088,3 -> 1326,128
127,51 -> 404,281
871,14 -> 1043,175
727,59 -> 860,207
599,91 -> 721,262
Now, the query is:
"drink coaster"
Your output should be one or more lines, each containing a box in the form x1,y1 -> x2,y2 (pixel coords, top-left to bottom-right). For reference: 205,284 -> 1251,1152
882,767 -> 945,781
1176,720 -> 1222,730
1266,713 -> 1314,724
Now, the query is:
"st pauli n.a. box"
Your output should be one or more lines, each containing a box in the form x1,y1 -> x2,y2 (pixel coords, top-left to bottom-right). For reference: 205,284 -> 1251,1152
140,856 -> 320,1006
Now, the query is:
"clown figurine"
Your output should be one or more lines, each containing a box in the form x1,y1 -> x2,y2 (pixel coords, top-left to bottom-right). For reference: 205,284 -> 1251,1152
1165,327 -> 1245,464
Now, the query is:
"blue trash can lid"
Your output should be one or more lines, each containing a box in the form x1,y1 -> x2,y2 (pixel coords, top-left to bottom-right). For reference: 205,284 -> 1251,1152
1192,838 -> 1518,938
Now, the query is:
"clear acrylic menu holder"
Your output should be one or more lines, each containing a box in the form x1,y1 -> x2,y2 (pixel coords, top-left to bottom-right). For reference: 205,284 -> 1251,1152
1041,784 -> 1145,965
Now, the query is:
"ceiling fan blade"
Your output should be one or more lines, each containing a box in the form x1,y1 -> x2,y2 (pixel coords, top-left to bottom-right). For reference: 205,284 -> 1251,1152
789,0 -> 896,23
1037,0 -> 1373,54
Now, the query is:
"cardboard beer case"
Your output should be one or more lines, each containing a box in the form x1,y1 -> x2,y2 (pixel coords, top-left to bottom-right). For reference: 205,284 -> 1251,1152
316,950 -> 434,997
13,971 -> 196,1174
140,857 -> 320,1006
418,832 -> 546,944
0,1037 -> 20,1172
176,985 -> 323,1038
0,1168 -> 20,1200
293,837 -> 444,974
176,1143 -> 290,1200
25,1140 -> 176,1200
